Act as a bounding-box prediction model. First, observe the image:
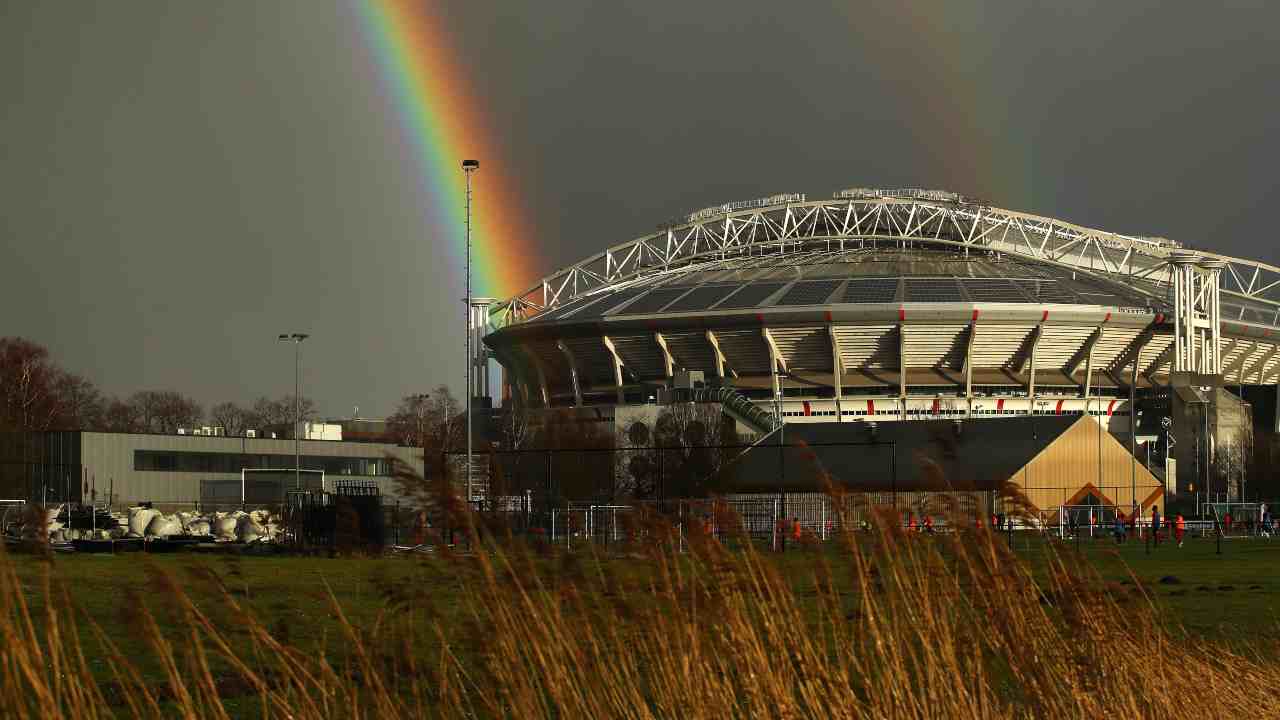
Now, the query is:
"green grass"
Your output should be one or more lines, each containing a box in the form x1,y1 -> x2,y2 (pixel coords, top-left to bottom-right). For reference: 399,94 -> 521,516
11,532 -> 1280,686
10,525 -> 1280,718
1013,533 -> 1280,643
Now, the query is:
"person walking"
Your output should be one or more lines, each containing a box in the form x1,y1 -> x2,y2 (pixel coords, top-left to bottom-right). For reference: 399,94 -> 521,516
1151,506 -> 1162,547
1175,513 -> 1186,547
1113,513 -> 1126,544
791,516 -> 803,544
1224,512 -> 1233,536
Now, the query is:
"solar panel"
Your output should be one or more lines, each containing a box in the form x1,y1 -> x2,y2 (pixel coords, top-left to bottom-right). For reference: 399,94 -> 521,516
1015,280 -> 1077,303
612,287 -> 691,315
713,282 -> 787,309
598,287 -> 653,315
841,278 -> 898,303
775,279 -> 842,306
664,284 -> 741,312
534,294 -> 604,322
961,279 -> 1028,302
904,279 -> 963,302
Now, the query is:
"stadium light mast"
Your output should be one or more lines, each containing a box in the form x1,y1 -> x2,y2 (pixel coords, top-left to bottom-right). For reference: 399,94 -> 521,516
462,159 -> 479,508
277,333 -> 310,491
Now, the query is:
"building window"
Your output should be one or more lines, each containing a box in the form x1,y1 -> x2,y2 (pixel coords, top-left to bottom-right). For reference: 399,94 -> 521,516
134,450 -> 389,477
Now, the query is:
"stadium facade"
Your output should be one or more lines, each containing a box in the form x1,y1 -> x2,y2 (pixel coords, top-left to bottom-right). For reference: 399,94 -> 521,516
481,188 -> 1280,507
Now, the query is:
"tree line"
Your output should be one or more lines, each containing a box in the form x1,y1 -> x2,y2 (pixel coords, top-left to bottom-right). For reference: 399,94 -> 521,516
0,337 -> 315,435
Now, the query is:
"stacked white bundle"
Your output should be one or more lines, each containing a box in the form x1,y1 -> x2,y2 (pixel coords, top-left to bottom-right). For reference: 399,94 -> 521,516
43,506 -> 284,544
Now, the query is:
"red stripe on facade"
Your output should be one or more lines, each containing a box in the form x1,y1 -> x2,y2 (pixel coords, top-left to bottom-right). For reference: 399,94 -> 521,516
1055,399 -> 1065,415
1106,399 -> 1117,416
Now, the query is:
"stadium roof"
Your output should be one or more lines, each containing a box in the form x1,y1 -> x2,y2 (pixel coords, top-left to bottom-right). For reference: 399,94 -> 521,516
491,189 -> 1280,332
525,248 -> 1160,326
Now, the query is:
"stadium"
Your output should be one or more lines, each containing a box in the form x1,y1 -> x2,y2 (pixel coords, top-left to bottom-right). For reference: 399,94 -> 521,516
479,188 -> 1280,519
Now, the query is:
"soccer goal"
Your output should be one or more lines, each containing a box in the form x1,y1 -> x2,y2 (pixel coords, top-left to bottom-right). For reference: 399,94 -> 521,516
1057,504 -> 1126,539
1205,502 -> 1264,537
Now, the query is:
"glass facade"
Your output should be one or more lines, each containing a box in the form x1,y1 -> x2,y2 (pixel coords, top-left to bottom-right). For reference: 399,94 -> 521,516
134,450 -> 391,477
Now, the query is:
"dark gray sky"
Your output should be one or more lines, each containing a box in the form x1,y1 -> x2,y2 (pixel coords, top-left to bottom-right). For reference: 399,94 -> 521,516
3,1 -> 1277,418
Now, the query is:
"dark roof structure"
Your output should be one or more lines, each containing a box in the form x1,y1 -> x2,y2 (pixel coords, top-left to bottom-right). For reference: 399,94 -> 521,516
726,416 -> 1077,493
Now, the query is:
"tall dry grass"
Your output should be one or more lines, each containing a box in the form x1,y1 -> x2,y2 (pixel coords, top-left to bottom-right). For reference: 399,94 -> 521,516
1,502 -> 1277,719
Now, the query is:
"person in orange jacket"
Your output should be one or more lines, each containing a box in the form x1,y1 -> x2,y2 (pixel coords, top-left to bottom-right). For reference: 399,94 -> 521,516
1175,513 -> 1186,547
907,512 -> 918,532
791,516 -> 803,543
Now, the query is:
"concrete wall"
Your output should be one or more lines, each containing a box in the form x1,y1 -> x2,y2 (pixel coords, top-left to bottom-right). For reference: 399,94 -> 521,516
1171,387 -> 1253,499
79,432 -> 421,507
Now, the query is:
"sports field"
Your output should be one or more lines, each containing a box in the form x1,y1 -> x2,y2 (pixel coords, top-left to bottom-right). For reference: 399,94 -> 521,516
6,528 -> 1280,717
10,532 -> 1280,667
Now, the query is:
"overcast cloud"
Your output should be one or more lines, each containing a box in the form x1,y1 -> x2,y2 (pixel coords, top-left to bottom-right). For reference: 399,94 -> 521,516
2,1 -> 1276,417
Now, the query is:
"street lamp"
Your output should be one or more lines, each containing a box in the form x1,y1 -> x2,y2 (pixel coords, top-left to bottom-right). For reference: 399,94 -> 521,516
408,393 -> 430,482
277,333 -> 310,492
462,159 -> 479,507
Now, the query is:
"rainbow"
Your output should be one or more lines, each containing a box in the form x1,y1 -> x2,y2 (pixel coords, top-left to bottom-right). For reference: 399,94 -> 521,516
355,0 -> 535,298
837,5 -> 1039,211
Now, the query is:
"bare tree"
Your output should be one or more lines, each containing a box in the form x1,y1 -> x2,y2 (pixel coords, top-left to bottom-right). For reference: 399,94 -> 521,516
51,372 -> 104,430
101,397 -> 142,433
618,402 -> 735,500
389,385 -> 464,506
250,395 -> 317,435
209,401 -> 252,436
0,337 -> 61,431
126,390 -> 201,433
127,391 -> 165,432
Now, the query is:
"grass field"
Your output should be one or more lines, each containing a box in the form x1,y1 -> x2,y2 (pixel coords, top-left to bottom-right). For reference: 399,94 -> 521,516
11,532 -> 1280,672
7,526 -> 1280,717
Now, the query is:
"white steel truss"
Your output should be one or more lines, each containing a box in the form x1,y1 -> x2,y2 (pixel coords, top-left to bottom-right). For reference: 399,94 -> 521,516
1170,254 -> 1225,375
491,193 -> 1280,329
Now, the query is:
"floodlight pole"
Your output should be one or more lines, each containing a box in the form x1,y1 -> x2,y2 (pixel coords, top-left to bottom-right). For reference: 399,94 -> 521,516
278,333 -> 310,492
463,159 -> 479,508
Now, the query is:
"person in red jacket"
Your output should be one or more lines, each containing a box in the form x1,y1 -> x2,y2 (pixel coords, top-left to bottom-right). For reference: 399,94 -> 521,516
1175,513 -> 1186,547
1224,512 -> 1234,535
923,515 -> 934,534
791,516 -> 803,543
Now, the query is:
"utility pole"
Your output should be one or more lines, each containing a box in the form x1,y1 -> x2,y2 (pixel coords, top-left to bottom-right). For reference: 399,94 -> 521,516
462,159 -> 479,508
278,333 -> 309,491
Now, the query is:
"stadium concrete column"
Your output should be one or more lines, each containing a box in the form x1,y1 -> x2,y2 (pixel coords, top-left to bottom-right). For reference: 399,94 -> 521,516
898,314 -> 908,418
601,336 -> 625,404
1069,324 -> 1104,401
762,328 -> 787,399
706,330 -> 728,379
829,325 -> 844,422
1021,322 -> 1044,416
654,333 -> 675,380
528,353 -> 551,407
963,311 -> 979,417
557,340 -> 583,407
